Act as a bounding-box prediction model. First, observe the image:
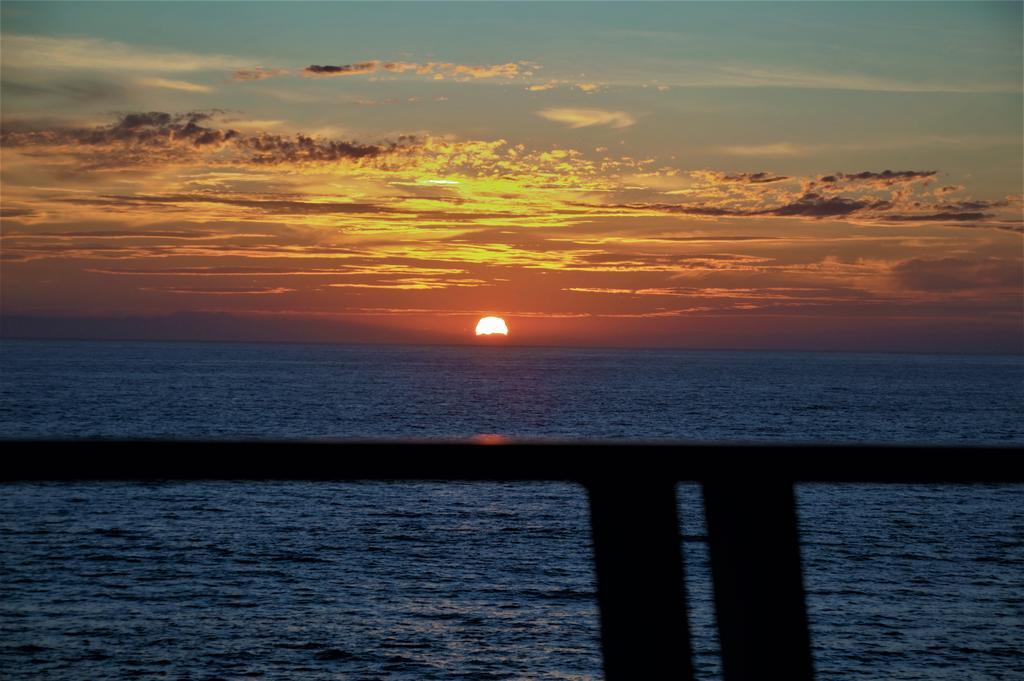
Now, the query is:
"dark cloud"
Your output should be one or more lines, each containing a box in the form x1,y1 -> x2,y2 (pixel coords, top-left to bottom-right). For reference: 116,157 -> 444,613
57,193 -> 513,222
301,61 -> 524,79
936,199 -> 1008,211
841,170 -> 937,184
1,111 -> 417,167
305,62 -> 379,76
879,211 -> 989,222
1,111 -> 237,150
60,194 -> 391,215
0,208 -> 36,219
722,172 -> 789,184
606,193 -> 889,219
239,132 -> 410,163
763,193 -> 889,218
598,188 -> 1012,226
892,257 -> 1023,292
813,170 -> 937,188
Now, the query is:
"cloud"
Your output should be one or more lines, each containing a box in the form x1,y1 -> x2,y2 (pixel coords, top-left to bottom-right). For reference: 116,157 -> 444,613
596,186 -> 1011,226
1,111 -> 416,168
524,81 -> 603,93
2,34 -> 247,73
937,199 -> 1009,211
305,62 -> 379,77
239,131 -> 409,164
718,171 -> 790,184
876,211 -> 990,223
5,113 -> 1019,234
717,143 -> 803,157
379,62 -> 439,75
3,229 -> 225,240
0,208 -> 36,219
1,78 -> 126,103
816,170 -> 937,187
439,62 -> 524,79
765,194 -> 887,218
302,60 -> 527,80
1,111 -> 238,152
139,286 -> 296,295
538,108 -> 636,129
0,113 -> 647,197
892,257 -> 1023,292
51,192 -> 519,224
671,63 -> 1021,94
137,78 -> 213,93
231,68 -> 291,82
63,194 -> 392,215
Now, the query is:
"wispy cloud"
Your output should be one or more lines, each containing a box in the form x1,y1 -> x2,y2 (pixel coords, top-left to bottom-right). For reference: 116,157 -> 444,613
525,81 -> 605,93
137,78 -> 213,93
231,68 -> 292,82
708,64 -> 1021,94
715,135 -> 1022,158
2,34 -> 248,72
693,171 -> 790,184
538,108 -> 636,129
716,143 -> 804,157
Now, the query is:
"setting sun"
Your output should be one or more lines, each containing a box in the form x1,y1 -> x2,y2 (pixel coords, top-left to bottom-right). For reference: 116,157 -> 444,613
475,317 -> 509,336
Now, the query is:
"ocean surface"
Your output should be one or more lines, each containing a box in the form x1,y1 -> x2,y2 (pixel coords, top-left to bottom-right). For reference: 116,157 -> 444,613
1,339 -> 1022,679
0,339 -> 1021,442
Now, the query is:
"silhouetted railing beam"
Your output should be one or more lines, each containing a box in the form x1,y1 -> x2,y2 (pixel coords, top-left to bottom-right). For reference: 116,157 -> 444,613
587,479 -> 694,680
704,479 -> 814,681
3,443 -> 1020,482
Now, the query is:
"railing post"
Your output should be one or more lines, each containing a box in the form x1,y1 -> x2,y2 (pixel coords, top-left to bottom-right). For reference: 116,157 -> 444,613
702,478 -> 814,681
586,479 -> 695,680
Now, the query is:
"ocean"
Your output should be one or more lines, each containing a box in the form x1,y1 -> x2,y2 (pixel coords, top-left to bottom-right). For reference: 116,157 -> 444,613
0,339 -> 1022,679
1,340 -> 1021,442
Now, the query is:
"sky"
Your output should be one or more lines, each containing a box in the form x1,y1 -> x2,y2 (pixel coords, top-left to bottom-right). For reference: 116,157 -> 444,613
1,1 -> 1021,351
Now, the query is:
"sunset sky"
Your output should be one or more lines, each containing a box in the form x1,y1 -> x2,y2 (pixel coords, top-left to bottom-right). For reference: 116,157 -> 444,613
2,1 -> 1021,351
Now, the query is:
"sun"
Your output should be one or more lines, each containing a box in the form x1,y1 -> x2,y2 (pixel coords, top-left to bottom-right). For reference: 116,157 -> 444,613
475,316 -> 509,336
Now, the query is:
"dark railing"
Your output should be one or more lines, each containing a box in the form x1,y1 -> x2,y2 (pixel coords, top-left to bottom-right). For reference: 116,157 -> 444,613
3,443 -> 1022,680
